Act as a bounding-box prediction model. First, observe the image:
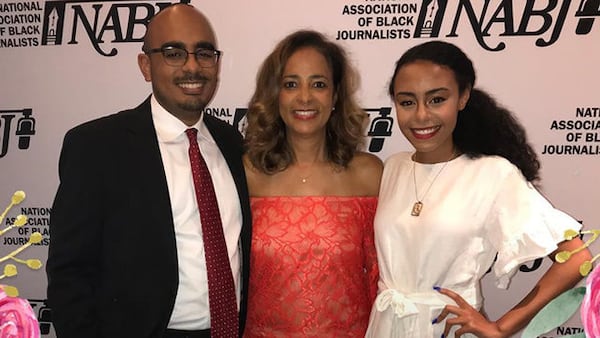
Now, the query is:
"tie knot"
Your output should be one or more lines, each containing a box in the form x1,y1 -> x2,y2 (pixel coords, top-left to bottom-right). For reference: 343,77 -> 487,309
185,128 -> 198,141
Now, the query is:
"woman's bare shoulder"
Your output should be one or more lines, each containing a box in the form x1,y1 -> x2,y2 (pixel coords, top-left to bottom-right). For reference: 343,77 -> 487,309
346,152 -> 383,196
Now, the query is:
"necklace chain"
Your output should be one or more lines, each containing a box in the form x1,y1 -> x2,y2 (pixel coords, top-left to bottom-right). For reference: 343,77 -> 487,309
297,162 -> 320,184
411,151 -> 456,216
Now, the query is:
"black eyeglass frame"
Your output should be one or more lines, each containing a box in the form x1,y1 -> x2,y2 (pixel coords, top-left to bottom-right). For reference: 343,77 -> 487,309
144,46 -> 222,67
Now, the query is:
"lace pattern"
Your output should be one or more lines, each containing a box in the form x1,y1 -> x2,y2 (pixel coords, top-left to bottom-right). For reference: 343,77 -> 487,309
244,196 -> 378,337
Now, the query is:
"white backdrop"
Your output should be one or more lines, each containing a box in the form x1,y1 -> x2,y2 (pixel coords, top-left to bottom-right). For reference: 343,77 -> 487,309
1,0 -> 598,337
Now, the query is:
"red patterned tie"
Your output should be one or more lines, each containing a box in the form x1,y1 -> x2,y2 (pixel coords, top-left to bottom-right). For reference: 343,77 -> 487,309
186,128 -> 239,338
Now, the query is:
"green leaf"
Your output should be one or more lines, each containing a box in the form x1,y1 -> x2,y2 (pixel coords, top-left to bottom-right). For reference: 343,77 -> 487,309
521,286 -> 585,338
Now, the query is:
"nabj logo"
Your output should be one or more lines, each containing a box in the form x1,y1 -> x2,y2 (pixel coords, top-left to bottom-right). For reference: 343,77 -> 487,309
366,107 -> 394,153
0,109 -> 36,158
337,0 -> 598,49
40,0 -> 190,56
414,0 -> 599,51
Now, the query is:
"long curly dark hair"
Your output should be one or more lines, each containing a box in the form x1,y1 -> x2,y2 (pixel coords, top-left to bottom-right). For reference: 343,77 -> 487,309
244,30 -> 367,174
388,40 -> 540,182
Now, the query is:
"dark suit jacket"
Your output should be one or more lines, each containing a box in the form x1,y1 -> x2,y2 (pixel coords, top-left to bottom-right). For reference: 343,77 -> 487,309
46,97 -> 252,338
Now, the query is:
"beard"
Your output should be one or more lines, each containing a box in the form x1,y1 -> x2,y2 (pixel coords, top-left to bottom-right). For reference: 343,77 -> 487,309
151,70 -> 218,124
172,71 -> 216,112
177,97 -> 209,112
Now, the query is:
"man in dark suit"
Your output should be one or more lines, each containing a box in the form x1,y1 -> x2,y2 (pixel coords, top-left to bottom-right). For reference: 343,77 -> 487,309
46,4 -> 251,338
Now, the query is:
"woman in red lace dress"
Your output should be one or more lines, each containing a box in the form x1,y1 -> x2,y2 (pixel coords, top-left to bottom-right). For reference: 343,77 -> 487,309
243,30 -> 382,337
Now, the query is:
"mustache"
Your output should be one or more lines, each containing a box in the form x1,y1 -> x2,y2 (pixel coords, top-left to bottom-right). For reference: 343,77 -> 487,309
175,72 -> 210,83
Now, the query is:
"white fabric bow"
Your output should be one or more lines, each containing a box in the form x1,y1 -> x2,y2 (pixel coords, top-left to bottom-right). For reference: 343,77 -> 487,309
375,289 -> 420,319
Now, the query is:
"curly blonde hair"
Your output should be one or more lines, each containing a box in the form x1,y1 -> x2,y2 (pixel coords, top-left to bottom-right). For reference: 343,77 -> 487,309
244,30 -> 367,174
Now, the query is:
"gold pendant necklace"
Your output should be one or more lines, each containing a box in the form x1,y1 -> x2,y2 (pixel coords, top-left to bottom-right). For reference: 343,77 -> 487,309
411,151 -> 455,216
297,166 -> 314,183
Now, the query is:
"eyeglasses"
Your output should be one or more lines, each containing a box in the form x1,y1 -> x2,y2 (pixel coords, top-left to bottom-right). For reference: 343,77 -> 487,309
144,46 -> 222,67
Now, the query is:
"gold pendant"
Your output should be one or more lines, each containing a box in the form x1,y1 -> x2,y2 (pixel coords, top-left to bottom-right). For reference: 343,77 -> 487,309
411,201 -> 423,216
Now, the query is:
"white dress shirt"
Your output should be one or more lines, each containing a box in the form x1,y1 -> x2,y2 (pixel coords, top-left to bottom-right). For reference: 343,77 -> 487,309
150,96 -> 243,330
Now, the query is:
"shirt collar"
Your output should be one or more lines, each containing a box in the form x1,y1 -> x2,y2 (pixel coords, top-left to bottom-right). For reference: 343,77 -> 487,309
150,95 -> 214,144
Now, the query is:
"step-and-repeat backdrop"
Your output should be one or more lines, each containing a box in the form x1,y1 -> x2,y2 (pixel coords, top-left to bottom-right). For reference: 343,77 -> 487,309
1,0 -> 598,336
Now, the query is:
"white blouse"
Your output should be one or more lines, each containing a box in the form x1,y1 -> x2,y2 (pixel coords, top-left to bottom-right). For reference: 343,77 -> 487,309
366,152 -> 581,337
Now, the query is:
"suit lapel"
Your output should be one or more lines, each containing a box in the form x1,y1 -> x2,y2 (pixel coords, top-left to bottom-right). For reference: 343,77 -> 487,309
119,97 -> 176,237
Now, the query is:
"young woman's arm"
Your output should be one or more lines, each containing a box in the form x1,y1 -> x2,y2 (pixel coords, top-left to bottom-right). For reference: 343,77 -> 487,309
436,237 -> 591,338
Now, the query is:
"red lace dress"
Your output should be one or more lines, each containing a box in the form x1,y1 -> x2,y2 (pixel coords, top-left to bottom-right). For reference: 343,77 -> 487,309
244,196 -> 379,337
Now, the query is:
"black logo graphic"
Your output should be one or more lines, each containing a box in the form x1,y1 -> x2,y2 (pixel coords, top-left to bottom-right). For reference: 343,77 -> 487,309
40,0 -> 190,56
575,0 -> 600,34
28,299 -> 52,335
0,109 -> 36,158
232,108 -> 248,135
366,107 -> 394,153
414,0 -> 447,38
411,0 -> 596,51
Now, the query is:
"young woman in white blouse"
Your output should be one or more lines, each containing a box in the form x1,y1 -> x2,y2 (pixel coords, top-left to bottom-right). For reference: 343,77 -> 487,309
366,40 -> 592,338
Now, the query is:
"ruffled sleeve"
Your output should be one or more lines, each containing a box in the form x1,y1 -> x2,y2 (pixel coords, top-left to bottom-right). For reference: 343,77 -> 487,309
485,162 -> 582,289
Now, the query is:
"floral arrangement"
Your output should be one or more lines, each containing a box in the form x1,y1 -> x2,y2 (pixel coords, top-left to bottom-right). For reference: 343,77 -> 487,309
522,229 -> 600,338
0,191 -> 41,338
0,287 -> 40,337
